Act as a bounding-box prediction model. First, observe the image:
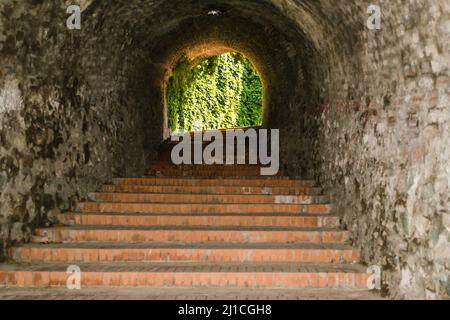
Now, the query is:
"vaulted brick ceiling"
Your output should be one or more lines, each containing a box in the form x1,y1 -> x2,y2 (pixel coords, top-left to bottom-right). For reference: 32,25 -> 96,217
77,0 -> 369,129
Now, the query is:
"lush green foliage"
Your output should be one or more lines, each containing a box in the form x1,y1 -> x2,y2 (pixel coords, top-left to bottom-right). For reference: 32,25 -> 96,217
167,52 -> 263,131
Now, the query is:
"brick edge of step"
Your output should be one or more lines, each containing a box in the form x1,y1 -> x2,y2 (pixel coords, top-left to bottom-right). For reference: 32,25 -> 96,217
33,226 -> 350,244
57,213 -> 341,230
76,202 -> 333,215
0,270 -> 370,289
9,245 -> 360,264
88,192 -> 331,205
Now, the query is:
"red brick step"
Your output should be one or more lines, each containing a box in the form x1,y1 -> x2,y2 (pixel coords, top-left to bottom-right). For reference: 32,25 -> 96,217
113,177 -> 316,188
34,226 -> 349,244
101,184 -> 323,195
89,192 -> 329,204
10,243 -> 360,263
78,202 -> 332,214
151,170 -> 283,177
60,213 -> 340,228
0,262 -> 369,289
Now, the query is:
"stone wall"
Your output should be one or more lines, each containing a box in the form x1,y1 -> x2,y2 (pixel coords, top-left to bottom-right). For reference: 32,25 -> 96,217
315,3 -> 450,298
0,1 -> 158,258
278,0 -> 450,299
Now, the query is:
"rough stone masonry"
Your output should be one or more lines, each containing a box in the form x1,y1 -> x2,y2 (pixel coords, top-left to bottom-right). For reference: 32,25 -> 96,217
0,0 -> 449,299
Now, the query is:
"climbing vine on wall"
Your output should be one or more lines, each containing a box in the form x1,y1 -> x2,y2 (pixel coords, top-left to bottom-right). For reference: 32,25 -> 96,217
167,52 -> 263,132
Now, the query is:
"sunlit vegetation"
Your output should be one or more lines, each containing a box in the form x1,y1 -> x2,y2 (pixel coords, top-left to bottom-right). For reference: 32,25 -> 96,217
167,52 -> 263,131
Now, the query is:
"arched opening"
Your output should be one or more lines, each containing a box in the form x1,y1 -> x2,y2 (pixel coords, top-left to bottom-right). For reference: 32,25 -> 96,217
166,52 -> 263,132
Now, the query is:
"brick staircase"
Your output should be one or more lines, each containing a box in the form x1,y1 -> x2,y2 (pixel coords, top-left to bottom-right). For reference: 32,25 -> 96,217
0,129 -> 370,291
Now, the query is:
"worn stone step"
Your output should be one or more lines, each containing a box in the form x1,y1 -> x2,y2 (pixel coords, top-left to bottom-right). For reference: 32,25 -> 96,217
34,226 -> 349,244
149,164 -> 275,170
78,202 -> 332,214
153,154 -> 263,162
60,213 -> 340,228
101,184 -> 323,196
164,138 -> 262,146
165,126 -> 262,137
0,262 -> 369,289
10,243 -> 359,263
89,192 -> 329,204
113,177 -> 316,188
154,156 -> 266,165
151,170 -> 283,177
150,164 -> 266,170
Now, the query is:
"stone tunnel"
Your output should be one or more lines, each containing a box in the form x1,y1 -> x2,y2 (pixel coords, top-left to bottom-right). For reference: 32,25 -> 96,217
0,0 -> 449,299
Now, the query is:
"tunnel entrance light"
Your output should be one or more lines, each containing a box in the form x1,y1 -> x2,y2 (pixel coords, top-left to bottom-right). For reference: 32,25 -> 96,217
167,52 -> 263,132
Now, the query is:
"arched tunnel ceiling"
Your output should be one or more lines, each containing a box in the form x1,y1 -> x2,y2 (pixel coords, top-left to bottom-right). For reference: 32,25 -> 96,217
82,0 -> 318,76
80,0 -> 369,96
78,0 -> 368,129
83,0 -> 364,53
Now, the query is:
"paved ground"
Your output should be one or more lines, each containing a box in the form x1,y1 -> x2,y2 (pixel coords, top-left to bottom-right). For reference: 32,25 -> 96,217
0,287 -> 384,300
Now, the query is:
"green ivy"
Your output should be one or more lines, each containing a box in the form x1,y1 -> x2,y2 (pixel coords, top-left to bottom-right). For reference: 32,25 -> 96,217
167,52 -> 263,132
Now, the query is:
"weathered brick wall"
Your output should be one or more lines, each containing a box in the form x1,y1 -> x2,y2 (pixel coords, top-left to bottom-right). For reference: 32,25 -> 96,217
0,1 -> 158,257
276,0 -> 450,299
